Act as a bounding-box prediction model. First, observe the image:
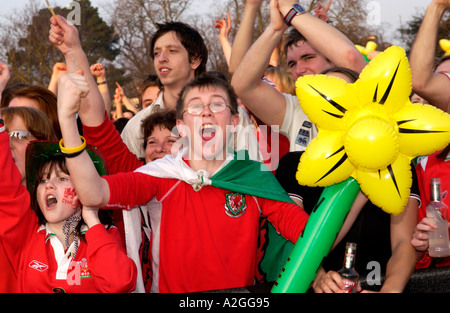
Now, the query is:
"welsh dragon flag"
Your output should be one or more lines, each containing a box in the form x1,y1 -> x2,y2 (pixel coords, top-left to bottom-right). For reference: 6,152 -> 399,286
123,149 -> 295,292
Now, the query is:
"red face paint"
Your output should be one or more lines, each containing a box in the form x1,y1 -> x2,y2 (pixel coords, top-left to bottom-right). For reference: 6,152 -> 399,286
62,188 -> 76,205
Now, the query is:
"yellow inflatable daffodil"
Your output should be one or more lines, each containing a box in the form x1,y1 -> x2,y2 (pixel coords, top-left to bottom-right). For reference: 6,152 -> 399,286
295,46 -> 450,215
355,41 -> 377,56
440,39 -> 450,56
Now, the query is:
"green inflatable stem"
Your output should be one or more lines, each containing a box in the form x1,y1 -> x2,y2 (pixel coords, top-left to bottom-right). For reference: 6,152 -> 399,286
271,177 -> 360,293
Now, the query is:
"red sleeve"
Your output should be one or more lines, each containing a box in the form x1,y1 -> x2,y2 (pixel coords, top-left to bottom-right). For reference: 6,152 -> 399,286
85,224 -> 137,292
259,197 -> 309,243
103,172 -> 158,210
415,252 -> 432,269
0,131 -> 37,272
82,113 -> 143,174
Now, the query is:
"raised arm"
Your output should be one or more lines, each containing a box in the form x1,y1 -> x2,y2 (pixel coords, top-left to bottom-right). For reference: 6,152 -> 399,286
277,0 -> 366,73
90,63 -> 112,118
410,0 -> 450,112
56,71 -> 110,207
115,82 -> 138,115
215,12 -> 233,66
0,62 -> 10,103
231,0 -> 289,127
49,15 -> 106,126
47,62 -> 67,95
228,0 -> 263,74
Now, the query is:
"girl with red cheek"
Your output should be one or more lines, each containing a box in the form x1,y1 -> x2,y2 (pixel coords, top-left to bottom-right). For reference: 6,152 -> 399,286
0,137 -> 137,293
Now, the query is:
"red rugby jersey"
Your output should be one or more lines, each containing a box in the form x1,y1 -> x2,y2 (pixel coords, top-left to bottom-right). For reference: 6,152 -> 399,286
105,172 -> 308,293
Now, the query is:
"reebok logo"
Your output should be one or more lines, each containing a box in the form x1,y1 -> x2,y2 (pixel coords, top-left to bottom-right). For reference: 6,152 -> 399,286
29,260 -> 49,272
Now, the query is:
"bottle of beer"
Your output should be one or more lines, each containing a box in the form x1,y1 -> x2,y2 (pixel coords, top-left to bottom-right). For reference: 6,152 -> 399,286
338,242 -> 359,293
426,178 -> 450,257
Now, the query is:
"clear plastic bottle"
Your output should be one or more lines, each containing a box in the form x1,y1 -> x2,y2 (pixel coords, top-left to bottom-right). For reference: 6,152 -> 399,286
338,242 -> 359,293
426,178 -> 450,258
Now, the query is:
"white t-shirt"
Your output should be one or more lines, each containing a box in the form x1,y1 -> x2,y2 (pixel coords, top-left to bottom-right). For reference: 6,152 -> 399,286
121,93 -> 165,159
280,93 -> 318,152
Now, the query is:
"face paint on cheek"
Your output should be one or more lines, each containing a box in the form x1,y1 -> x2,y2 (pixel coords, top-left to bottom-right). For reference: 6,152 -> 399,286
62,188 -> 76,205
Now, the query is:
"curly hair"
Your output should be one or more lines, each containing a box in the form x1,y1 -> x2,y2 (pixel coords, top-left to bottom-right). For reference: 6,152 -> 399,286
141,109 -> 178,151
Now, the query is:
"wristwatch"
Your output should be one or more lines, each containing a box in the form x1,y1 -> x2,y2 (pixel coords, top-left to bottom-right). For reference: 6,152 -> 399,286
284,3 -> 306,26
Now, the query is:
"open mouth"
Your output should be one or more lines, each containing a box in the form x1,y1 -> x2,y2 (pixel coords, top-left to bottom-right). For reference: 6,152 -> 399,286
46,194 -> 58,208
201,124 -> 216,141
159,67 -> 170,75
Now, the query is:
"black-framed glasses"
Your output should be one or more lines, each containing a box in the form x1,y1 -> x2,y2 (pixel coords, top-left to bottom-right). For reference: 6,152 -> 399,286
183,102 -> 231,116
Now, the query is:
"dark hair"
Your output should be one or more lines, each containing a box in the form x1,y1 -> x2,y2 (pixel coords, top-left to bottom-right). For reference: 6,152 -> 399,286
206,70 -> 228,82
435,54 -> 450,71
150,22 -> 208,77
30,155 -> 113,241
175,74 -> 239,119
139,74 -> 161,108
122,109 -> 135,118
141,109 -> 178,151
321,67 -> 360,83
283,27 -> 334,66
113,117 -> 129,134
1,84 -> 61,138
284,27 -> 307,54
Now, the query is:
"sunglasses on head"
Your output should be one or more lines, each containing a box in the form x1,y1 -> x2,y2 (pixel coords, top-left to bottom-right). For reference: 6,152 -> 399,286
9,130 -> 34,140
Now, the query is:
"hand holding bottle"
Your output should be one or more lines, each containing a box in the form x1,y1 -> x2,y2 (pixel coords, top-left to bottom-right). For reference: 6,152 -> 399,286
411,217 -> 439,253
313,268 -> 362,293
313,243 -> 361,294
425,178 -> 449,257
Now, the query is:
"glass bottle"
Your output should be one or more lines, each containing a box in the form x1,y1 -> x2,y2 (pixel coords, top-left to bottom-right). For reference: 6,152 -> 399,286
426,178 -> 450,257
338,242 -> 359,293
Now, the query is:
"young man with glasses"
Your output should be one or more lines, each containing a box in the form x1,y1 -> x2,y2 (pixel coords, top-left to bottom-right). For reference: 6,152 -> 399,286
56,72 -> 309,293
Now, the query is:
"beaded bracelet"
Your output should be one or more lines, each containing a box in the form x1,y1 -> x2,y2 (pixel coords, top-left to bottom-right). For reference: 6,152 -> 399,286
59,136 -> 86,158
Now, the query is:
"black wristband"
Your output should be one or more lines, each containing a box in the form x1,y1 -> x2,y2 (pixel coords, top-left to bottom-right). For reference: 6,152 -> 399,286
62,149 -> 85,158
97,80 -> 107,86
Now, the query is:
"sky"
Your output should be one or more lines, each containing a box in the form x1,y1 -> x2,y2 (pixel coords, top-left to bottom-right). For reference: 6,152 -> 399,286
1,0 -> 429,46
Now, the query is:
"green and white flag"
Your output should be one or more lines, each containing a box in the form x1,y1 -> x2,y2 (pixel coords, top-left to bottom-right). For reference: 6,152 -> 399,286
124,148 -> 294,292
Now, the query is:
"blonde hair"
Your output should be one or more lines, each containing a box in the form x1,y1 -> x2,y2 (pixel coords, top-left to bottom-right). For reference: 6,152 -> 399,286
264,66 -> 295,95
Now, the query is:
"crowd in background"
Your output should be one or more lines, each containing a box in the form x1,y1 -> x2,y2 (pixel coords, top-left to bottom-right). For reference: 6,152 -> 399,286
0,0 -> 449,293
